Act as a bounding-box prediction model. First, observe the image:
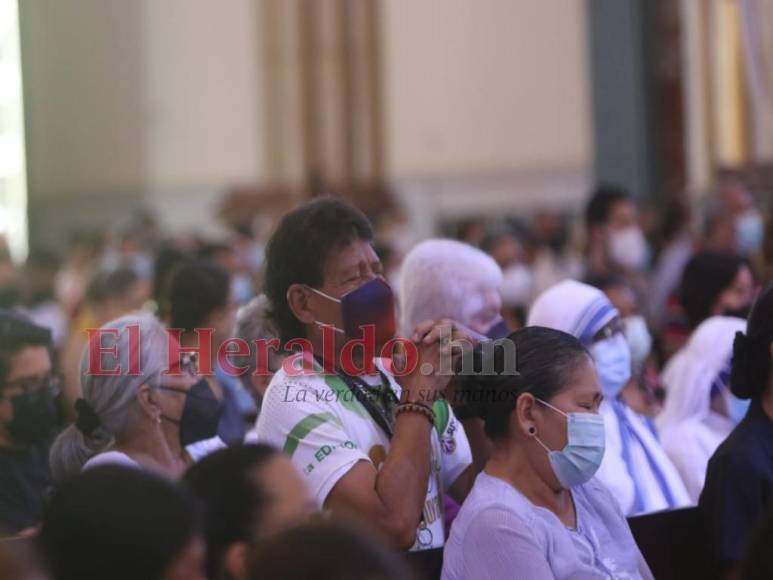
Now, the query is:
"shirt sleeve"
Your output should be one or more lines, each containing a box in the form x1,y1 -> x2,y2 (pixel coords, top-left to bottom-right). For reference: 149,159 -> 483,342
460,508 -> 554,580
435,399 -> 473,490
255,378 -> 370,506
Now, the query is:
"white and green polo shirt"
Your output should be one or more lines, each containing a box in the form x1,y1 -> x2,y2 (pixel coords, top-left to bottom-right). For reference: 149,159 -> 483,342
254,353 -> 472,551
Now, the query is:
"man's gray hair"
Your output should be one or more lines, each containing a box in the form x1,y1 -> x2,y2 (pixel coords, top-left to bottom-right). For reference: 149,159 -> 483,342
232,294 -> 283,375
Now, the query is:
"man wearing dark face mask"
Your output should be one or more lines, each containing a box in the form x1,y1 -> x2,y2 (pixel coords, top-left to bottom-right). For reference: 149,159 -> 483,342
256,197 -> 475,578
0,310 -> 57,534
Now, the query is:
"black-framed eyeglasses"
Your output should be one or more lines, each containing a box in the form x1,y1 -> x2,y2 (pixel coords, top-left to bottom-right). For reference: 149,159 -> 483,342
1,372 -> 62,398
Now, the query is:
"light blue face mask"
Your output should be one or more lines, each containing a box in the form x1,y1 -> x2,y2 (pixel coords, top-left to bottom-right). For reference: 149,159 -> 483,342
726,392 -> 751,424
736,209 -> 764,255
534,398 -> 606,489
589,333 -> 632,399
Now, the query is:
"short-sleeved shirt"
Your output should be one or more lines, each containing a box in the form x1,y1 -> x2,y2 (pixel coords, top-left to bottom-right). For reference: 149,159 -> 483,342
442,472 -> 653,580
699,401 -> 773,563
0,440 -> 52,534
254,354 -> 472,551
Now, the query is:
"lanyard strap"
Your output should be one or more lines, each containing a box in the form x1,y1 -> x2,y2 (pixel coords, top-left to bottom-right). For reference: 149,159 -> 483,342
314,355 -> 398,439
337,370 -> 398,438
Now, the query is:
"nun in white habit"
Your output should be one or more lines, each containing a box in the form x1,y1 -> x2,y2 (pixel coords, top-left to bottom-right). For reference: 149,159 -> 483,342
657,316 -> 748,503
528,280 -> 690,515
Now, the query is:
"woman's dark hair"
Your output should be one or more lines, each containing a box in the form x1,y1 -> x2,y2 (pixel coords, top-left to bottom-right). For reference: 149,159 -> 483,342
167,260 -> 231,332
183,444 -> 278,580
459,326 -> 591,441
84,267 -> 140,307
263,196 -> 373,344
38,466 -> 200,580
246,518 -> 412,580
730,284 -> 773,400
679,251 -> 752,329
679,251 -> 753,329
585,184 -> 631,229
152,243 -> 191,315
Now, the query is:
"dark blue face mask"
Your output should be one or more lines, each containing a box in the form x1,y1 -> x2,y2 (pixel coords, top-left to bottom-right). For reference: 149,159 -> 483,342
161,378 -> 223,447
308,277 -> 397,345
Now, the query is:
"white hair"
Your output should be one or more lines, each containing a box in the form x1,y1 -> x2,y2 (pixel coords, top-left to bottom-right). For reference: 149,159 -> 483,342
398,239 -> 502,334
49,312 -> 170,483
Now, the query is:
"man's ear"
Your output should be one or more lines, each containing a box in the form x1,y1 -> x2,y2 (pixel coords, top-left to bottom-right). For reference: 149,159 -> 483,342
287,283 -> 315,325
136,384 -> 161,422
223,541 -> 248,580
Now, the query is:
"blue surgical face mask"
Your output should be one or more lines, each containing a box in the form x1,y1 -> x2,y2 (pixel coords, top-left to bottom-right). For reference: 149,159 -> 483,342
736,209 -> 764,255
534,398 -> 606,489
725,392 -> 751,424
589,333 -> 632,399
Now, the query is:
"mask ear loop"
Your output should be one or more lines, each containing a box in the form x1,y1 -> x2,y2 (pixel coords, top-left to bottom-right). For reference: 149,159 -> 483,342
303,286 -> 346,333
313,321 -> 345,335
305,285 -> 342,304
531,398 -> 569,453
285,286 -> 346,334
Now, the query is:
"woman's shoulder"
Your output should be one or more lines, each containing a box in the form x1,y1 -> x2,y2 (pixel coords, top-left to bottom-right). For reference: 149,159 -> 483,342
458,473 -> 549,533
575,478 -> 630,522
83,450 -> 140,472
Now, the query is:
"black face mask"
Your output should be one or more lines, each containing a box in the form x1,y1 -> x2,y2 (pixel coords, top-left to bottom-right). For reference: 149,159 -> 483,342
161,378 -> 223,447
7,389 -> 58,445
723,304 -> 752,321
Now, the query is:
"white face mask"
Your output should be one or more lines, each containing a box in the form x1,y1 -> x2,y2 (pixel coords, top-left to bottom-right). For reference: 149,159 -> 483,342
500,264 -> 535,308
589,333 -> 632,399
608,226 -> 648,270
622,315 -> 652,369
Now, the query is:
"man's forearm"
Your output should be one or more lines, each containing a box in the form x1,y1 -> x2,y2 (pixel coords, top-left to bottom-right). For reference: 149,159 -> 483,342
374,412 -> 433,547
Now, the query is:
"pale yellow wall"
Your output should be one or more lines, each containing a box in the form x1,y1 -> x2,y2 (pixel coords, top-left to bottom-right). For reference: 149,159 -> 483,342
20,0 -> 591,224
381,0 -> 592,178
141,0 -> 263,190
20,0 -> 264,200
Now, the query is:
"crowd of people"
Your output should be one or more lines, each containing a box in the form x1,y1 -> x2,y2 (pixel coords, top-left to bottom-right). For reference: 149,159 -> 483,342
0,181 -> 771,580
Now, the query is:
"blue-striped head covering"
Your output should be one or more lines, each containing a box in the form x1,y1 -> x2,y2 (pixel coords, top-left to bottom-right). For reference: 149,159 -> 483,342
526,279 -> 619,344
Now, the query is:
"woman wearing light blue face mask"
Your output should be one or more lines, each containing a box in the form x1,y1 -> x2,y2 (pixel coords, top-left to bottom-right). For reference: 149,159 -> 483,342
442,326 -> 653,580
528,280 -> 690,515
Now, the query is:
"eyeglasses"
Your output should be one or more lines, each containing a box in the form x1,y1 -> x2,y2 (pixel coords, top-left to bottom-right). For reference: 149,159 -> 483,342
1,373 -> 61,398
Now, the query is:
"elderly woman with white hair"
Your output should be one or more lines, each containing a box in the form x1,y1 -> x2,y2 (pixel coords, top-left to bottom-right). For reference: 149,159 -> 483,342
49,312 -> 225,483
528,280 -> 691,514
658,316 -> 748,502
399,238 -> 508,479
398,239 -> 508,339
